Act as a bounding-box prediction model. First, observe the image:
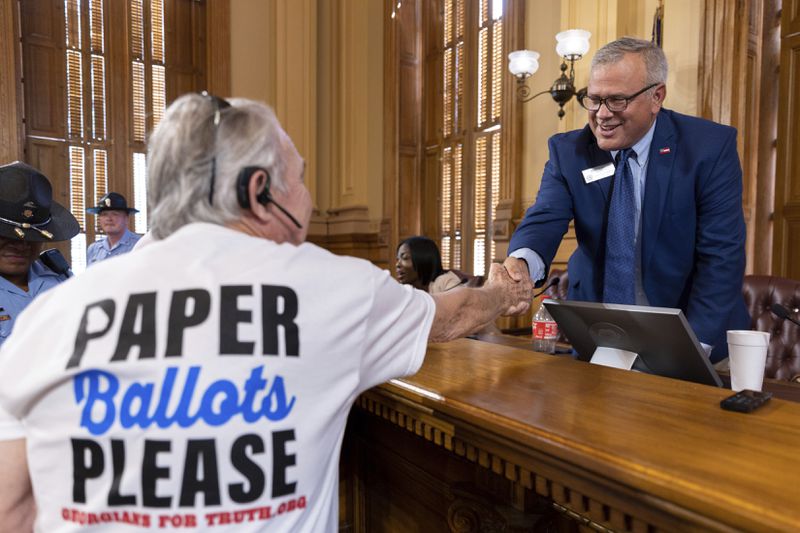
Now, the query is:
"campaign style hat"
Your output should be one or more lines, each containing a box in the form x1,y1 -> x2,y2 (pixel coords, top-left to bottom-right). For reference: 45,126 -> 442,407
0,161 -> 80,242
86,192 -> 139,214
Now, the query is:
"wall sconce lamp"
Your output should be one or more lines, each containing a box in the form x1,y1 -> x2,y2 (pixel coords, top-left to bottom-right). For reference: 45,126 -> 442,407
508,29 -> 591,119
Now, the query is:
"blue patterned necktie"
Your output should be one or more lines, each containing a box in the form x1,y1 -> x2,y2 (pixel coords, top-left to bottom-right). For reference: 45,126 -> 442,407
603,148 -> 637,304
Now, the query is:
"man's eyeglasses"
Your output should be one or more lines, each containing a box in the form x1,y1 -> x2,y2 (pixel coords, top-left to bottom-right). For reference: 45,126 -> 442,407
578,83 -> 660,113
201,91 -> 232,205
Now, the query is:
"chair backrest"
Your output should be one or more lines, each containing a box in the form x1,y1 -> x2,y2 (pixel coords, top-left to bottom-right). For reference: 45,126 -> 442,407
742,275 -> 800,381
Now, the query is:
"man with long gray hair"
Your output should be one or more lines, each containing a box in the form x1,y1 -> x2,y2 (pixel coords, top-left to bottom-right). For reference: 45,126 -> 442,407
0,93 -> 530,531
504,37 -> 749,362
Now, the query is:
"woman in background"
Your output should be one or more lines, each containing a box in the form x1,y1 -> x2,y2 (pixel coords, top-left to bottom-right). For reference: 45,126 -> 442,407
395,236 -> 463,293
397,236 -> 499,334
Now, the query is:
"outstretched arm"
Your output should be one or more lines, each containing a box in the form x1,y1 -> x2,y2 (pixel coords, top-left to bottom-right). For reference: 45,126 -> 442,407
0,438 -> 34,533
429,263 -> 532,343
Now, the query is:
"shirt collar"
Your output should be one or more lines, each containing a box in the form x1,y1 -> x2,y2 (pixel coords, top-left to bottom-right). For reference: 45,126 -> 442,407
610,118 -> 658,168
0,261 -> 60,296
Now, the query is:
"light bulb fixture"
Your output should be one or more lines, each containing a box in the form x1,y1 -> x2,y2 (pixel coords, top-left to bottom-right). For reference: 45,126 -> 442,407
508,29 -> 591,119
391,0 -> 403,19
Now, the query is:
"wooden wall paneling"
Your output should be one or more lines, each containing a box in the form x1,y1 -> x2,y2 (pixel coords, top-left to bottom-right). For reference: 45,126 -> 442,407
774,2 -> 800,278
785,0 -> 800,34
459,2 -> 478,275
383,0 -> 400,261
494,0 -> 527,332
742,0 -> 764,274
26,139 -> 70,259
397,0 -> 422,242
205,0 -> 230,97
699,0 -> 761,273
422,148 -> 440,240
753,0 -> 781,274
785,216 -> 800,276
398,151 -> 420,238
699,0 -> 782,276
346,408 -> 551,532
0,0 -> 23,163
495,0 -> 525,257
164,0 -> 205,102
20,0 -> 66,139
26,140 -> 67,207
699,1 -> 737,123
20,0 -> 69,259
420,0 -> 442,249
105,0 -> 133,207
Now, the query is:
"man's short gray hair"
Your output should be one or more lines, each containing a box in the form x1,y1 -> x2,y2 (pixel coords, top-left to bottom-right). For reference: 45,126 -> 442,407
146,94 -> 287,239
591,37 -> 668,85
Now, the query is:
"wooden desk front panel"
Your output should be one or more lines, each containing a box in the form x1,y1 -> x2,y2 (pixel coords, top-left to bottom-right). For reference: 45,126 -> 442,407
341,338 -> 800,532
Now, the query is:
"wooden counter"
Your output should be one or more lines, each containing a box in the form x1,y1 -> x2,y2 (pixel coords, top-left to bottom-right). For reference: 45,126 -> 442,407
340,338 -> 800,532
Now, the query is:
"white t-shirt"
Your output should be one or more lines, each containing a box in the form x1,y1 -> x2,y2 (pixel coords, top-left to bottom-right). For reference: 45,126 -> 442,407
0,223 -> 435,533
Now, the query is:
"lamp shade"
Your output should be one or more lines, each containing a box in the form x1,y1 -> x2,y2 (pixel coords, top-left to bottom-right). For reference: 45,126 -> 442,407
555,29 -> 591,59
508,50 -> 540,78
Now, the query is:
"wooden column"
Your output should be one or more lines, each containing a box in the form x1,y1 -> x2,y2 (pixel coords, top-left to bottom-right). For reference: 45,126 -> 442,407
699,0 -> 780,275
493,0 -> 525,261
307,0 -> 388,267
205,0 -> 230,97
753,0 -> 781,275
774,0 -> 800,278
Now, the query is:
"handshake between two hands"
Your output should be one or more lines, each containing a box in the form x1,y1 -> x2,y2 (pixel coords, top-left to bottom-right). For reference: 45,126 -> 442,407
485,256 -> 537,316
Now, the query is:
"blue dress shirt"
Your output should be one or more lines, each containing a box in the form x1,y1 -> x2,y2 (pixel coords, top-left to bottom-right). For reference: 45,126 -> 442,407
0,261 -> 68,346
86,229 -> 142,266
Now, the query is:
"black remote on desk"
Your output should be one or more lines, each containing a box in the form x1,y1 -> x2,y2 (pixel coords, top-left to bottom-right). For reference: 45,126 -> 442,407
720,390 -> 772,413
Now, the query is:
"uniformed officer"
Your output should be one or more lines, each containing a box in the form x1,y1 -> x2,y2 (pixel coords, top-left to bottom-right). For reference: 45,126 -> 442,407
86,192 -> 141,266
0,161 -> 80,346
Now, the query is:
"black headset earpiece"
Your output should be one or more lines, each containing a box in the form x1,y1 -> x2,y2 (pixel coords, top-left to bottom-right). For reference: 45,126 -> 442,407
234,165 -> 303,229
236,166 -> 272,209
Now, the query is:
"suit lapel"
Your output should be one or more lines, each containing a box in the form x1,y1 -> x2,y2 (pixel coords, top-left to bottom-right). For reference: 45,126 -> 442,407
642,110 -> 677,273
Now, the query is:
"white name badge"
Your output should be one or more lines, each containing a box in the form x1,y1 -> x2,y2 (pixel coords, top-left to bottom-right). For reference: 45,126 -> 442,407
581,163 -> 615,184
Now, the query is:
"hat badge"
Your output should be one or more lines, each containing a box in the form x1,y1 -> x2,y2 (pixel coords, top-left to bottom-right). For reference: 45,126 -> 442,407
104,197 -> 112,207
22,201 -> 36,220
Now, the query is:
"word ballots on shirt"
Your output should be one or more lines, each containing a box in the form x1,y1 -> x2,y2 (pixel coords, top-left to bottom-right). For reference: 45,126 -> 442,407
65,284 -> 307,525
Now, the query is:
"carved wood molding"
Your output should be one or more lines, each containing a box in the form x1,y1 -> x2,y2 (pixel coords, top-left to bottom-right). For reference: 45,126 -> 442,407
356,388 -> 736,532
306,207 -> 390,267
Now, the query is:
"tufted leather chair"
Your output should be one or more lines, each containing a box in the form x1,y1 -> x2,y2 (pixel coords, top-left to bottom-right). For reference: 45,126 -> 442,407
742,275 -> 800,381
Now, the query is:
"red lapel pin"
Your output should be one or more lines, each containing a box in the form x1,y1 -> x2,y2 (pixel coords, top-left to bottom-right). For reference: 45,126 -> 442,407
659,147 -> 671,154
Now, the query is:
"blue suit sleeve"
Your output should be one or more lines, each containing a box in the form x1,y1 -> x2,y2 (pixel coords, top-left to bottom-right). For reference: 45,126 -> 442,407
684,129 -> 747,346
508,135 -> 574,271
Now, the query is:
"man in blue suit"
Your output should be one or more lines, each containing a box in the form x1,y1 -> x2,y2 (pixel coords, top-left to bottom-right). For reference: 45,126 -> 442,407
504,37 -> 749,362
